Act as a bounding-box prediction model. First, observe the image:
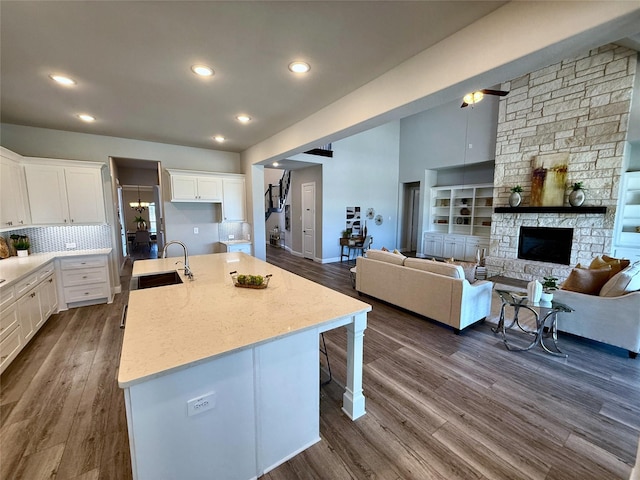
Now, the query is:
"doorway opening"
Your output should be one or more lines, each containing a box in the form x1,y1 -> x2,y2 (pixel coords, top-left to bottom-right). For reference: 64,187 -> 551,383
110,157 -> 164,269
401,182 -> 421,253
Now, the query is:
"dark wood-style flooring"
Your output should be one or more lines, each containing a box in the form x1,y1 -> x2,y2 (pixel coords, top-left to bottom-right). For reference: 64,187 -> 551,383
1,247 -> 639,479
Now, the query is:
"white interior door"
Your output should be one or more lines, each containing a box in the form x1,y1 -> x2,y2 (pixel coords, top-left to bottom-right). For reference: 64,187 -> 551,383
302,182 -> 315,260
117,186 -> 128,258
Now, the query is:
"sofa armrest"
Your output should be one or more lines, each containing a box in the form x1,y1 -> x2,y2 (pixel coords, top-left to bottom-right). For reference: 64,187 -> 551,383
553,289 -> 640,354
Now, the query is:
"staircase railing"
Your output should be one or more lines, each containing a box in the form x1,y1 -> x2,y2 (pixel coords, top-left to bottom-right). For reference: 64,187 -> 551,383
265,170 -> 291,220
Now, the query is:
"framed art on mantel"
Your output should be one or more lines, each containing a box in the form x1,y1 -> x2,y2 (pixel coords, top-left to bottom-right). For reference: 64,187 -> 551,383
531,152 -> 568,206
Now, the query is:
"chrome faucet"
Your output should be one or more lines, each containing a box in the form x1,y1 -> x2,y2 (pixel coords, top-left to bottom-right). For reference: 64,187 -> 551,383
162,240 -> 194,280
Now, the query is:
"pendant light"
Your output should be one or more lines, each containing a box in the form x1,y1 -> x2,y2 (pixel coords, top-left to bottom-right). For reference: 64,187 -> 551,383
130,186 -> 149,213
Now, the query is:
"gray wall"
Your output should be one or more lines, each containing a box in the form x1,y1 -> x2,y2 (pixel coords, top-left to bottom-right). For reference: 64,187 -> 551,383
399,95 -> 499,182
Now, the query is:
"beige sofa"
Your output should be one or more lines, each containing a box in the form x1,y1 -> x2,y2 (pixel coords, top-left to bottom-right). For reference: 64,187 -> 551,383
553,260 -> 640,358
355,249 -> 493,332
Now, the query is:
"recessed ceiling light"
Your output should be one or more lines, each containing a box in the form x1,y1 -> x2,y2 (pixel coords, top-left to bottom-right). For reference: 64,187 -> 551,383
49,74 -> 76,86
191,64 -> 214,77
288,61 -> 310,74
273,162 -> 279,167
213,135 -> 225,143
77,114 -> 95,122
236,114 -> 251,123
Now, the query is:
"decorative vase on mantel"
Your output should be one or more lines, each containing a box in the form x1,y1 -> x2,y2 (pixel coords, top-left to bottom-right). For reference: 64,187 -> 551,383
509,186 -> 523,207
509,192 -> 521,207
568,184 -> 585,207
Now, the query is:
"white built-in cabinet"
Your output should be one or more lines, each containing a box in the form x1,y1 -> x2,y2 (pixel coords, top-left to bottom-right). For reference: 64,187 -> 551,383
424,183 -> 493,261
222,177 -> 246,222
423,232 -> 488,262
24,162 -> 106,225
167,169 -> 246,222
0,151 -> 30,228
1,262 -> 58,374
169,173 -> 223,201
613,171 -> 640,262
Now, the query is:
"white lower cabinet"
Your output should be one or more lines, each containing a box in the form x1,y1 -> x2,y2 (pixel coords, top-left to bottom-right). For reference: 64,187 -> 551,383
423,232 -> 488,262
0,263 -> 59,374
0,303 -> 22,373
59,255 -> 110,307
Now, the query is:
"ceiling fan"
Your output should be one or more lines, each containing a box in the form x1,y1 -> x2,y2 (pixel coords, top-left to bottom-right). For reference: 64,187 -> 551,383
461,88 -> 509,108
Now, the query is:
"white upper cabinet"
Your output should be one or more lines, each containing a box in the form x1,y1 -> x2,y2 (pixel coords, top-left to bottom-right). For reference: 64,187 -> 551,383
24,162 -> 106,225
0,151 -> 30,228
222,177 -> 246,222
170,173 -> 223,202
167,169 -> 246,221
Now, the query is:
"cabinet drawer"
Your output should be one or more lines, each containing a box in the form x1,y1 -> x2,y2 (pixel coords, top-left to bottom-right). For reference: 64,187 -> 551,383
0,285 -> 16,311
0,324 -> 23,374
60,256 -> 106,270
0,302 -> 18,341
62,267 -> 108,287
37,262 -> 56,280
63,284 -> 109,304
15,273 -> 39,296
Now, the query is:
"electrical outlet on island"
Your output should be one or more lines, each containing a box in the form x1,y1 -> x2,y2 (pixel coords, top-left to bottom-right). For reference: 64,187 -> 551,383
228,234 -> 234,240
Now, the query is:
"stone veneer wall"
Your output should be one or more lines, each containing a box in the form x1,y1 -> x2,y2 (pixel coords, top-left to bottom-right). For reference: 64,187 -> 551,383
486,44 -> 637,282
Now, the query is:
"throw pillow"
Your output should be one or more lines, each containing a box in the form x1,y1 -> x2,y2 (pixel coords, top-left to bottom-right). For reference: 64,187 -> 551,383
589,255 -> 630,277
443,258 -> 477,283
561,266 -> 612,295
599,260 -> 640,297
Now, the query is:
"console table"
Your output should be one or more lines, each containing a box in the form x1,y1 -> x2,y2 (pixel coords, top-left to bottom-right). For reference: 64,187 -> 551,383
340,237 -> 363,263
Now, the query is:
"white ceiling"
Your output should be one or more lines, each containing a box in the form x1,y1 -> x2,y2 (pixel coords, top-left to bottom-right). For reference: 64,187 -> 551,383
0,1 -> 510,153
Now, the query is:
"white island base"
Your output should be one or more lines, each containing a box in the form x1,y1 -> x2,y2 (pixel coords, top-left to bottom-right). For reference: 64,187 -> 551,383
119,253 -> 368,480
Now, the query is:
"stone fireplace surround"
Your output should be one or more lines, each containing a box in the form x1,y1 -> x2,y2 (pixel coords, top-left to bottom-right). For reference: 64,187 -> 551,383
485,44 -> 637,283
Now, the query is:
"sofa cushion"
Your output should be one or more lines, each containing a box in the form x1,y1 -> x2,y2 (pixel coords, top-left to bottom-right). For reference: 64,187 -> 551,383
404,258 -> 464,279
561,266 -> 612,295
366,249 -> 406,266
599,261 -> 640,297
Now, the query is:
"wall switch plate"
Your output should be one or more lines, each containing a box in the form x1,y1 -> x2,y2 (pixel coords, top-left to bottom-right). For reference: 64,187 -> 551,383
193,227 -> 199,234
66,243 -> 76,249
187,392 -> 216,416
228,234 -> 234,239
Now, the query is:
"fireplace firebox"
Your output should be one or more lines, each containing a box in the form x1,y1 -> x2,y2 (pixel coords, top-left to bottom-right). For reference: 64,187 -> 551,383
517,227 -> 573,265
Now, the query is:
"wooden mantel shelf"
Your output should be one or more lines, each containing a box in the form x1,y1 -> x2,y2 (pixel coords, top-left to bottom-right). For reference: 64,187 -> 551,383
494,206 -> 607,214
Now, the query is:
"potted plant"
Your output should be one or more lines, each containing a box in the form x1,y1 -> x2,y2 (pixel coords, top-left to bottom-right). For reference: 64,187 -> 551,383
10,234 -> 30,257
541,276 -> 558,302
134,215 -> 147,231
568,181 -> 585,207
509,185 -> 523,207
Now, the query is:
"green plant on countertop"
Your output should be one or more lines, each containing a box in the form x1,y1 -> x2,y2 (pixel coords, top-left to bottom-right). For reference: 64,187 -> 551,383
542,276 -> 558,292
10,234 -> 30,250
510,185 -> 523,193
341,229 -> 349,239
569,181 -> 585,191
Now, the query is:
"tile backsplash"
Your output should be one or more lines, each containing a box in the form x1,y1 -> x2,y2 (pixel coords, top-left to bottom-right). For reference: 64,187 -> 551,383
2,225 -> 113,253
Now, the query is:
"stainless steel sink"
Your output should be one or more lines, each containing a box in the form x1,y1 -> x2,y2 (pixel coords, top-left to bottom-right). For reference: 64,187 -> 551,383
136,271 -> 183,290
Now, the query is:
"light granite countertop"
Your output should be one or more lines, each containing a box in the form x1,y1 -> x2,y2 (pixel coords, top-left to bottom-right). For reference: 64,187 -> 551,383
118,252 -> 371,388
0,249 -> 112,289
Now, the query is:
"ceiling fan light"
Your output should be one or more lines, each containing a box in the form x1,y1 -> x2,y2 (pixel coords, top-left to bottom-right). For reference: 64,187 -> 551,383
463,91 -> 484,105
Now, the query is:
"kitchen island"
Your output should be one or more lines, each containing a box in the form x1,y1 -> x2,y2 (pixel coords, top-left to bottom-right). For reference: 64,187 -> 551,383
119,252 -> 370,480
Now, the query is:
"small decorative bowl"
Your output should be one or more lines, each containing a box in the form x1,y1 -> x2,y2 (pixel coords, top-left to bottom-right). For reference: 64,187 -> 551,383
230,271 -> 272,289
